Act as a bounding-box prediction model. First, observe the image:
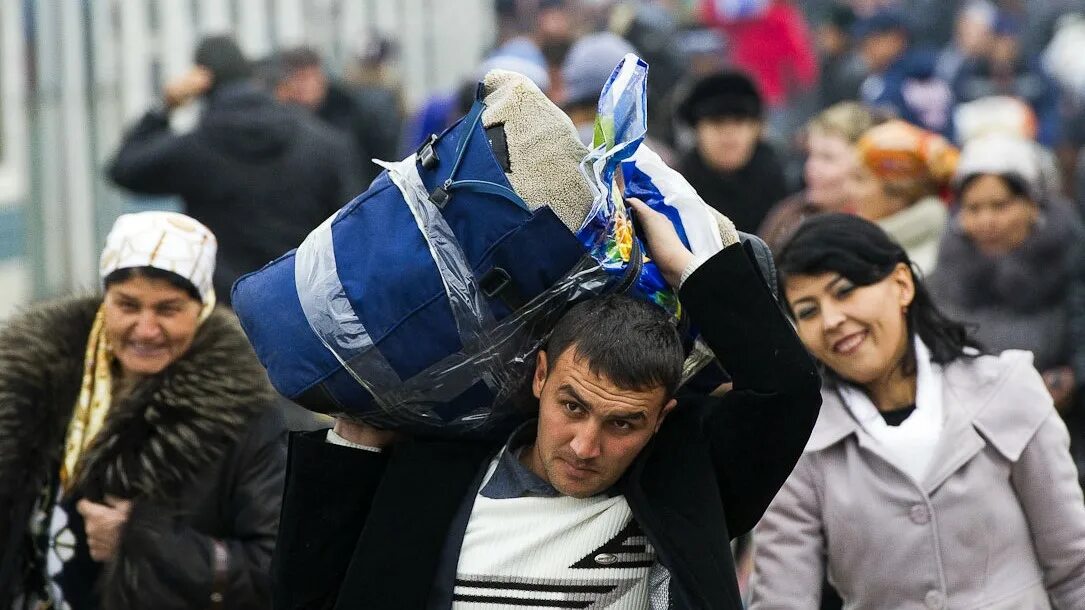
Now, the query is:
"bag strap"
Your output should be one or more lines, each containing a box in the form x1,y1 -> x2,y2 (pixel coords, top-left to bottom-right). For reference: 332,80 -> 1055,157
427,90 -> 530,213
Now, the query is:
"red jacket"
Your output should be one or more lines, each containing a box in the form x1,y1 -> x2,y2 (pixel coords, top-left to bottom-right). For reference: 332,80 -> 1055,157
700,1 -> 819,107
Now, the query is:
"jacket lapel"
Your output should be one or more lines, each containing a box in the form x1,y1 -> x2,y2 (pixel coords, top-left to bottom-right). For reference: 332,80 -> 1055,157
336,439 -> 497,610
922,352 -> 1051,493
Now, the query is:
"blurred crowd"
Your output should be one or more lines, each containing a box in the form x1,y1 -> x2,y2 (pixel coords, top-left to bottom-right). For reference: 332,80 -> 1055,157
6,0 -> 1085,608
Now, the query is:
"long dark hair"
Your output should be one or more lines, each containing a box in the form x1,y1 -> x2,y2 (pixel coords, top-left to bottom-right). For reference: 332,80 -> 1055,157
775,213 -> 981,387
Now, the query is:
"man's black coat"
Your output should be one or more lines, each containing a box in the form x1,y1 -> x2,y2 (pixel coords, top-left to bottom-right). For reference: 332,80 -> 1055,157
272,244 -> 822,609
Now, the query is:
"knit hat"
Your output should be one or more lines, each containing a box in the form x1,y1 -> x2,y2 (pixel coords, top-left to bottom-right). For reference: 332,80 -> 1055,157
675,70 -> 763,126
194,35 -> 252,89
856,120 -> 959,187
476,37 -> 551,91
953,95 -> 1038,144
953,133 -> 1043,201
100,211 -> 218,304
559,32 -> 637,108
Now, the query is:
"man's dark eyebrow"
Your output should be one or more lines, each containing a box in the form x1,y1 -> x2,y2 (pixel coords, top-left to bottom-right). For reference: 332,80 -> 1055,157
558,384 -> 590,410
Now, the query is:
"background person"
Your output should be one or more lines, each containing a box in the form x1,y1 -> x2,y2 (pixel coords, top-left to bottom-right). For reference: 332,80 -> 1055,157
108,35 -> 361,302
929,133 -> 1085,411
759,101 -> 881,250
0,212 -> 285,610
848,119 -> 958,275
750,213 -> 1085,609
271,46 -> 403,187
675,70 -> 789,233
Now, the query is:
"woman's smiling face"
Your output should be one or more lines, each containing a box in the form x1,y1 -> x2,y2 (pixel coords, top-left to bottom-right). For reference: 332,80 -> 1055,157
103,274 -> 202,377
784,263 -> 915,386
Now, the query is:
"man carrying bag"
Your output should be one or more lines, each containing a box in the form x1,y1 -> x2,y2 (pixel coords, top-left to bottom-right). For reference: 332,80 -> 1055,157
271,197 -> 822,610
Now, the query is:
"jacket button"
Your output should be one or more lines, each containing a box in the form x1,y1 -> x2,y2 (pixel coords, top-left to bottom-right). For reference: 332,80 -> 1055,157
910,505 -> 930,525
925,590 -> 945,609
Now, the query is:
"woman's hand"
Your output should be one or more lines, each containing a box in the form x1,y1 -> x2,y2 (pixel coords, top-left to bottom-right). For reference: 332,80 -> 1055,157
627,197 -> 694,289
77,496 -> 132,562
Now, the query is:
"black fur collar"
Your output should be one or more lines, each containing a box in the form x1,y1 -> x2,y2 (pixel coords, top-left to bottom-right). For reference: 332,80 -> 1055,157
0,296 -> 275,507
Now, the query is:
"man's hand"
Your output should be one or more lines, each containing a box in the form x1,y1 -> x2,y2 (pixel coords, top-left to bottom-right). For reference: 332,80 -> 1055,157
333,418 -> 400,449
627,197 -> 695,288
77,496 -> 132,562
164,67 -> 213,110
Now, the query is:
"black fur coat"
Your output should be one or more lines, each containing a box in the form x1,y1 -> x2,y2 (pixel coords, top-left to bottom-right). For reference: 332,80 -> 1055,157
0,296 -> 284,610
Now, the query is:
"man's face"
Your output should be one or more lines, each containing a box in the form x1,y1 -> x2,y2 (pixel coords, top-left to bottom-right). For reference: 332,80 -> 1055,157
526,348 -> 676,498
860,31 -> 907,73
695,116 -> 762,173
276,65 -> 328,110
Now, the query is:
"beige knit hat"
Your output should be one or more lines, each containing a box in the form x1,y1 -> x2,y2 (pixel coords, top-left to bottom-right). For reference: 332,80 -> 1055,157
479,69 -> 736,242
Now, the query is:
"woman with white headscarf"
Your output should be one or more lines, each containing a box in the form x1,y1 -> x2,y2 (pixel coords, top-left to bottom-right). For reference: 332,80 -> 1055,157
0,212 -> 285,610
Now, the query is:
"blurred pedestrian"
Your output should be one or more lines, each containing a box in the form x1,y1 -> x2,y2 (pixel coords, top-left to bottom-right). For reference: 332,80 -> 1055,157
560,32 -> 639,147
929,133 -> 1085,411
399,37 -> 551,156
751,212 -> 1085,609
935,0 -> 998,84
675,70 -> 788,233
814,4 -> 867,108
759,101 -> 881,250
854,9 -> 955,137
273,46 -> 402,186
698,0 -> 819,114
953,13 -> 1063,147
847,119 -> 957,274
0,212 -> 285,610
108,36 -> 361,302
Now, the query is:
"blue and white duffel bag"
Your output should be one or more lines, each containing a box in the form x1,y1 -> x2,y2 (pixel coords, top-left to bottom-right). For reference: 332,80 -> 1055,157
232,57 -> 739,437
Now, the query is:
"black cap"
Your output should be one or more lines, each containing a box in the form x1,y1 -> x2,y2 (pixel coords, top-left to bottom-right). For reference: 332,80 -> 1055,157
194,35 -> 252,87
676,70 -> 763,126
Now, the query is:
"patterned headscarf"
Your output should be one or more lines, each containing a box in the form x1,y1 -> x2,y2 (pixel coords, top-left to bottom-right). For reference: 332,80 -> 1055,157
856,120 -> 959,188
60,212 -> 217,492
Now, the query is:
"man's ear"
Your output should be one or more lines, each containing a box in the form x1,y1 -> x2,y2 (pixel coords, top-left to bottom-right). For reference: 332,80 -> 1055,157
654,398 -> 678,433
533,350 -> 549,400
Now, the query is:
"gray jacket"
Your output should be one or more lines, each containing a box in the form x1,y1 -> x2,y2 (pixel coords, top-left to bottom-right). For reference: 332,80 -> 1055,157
749,350 -> 1085,609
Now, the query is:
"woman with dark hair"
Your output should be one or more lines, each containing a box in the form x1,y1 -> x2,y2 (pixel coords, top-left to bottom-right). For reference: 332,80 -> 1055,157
0,212 -> 285,609
749,213 -> 1085,609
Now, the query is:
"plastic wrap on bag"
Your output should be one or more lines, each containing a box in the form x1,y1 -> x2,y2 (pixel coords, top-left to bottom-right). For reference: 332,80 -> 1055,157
576,54 -> 725,382
292,149 -> 611,431
288,54 -> 725,431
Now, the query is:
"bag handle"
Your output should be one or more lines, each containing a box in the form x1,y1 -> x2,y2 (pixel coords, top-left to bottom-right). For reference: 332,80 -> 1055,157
426,87 -> 530,214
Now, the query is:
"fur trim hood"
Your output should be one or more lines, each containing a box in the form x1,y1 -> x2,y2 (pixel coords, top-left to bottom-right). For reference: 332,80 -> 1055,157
0,295 -> 276,519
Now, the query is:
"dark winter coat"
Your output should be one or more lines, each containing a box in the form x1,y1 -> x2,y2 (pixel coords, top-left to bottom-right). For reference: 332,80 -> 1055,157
108,82 -> 363,300
0,297 -> 286,610
677,143 -> 790,234
861,49 -> 955,138
271,244 -> 823,610
318,81 -> 402,187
